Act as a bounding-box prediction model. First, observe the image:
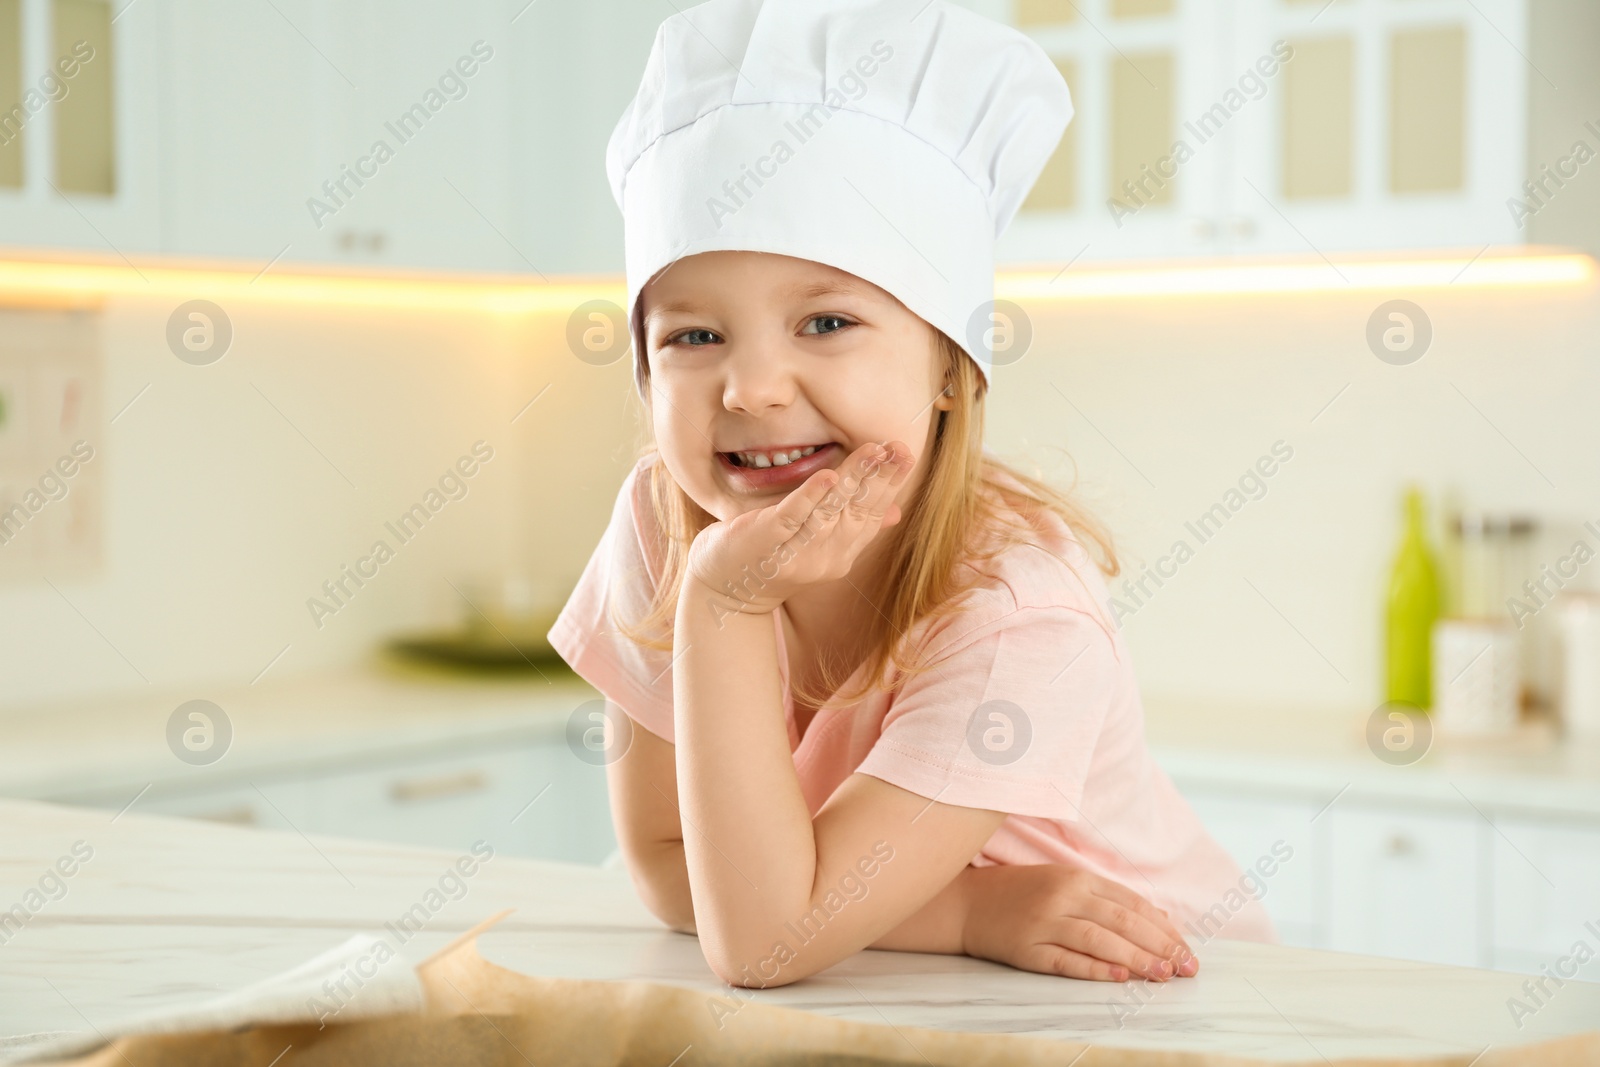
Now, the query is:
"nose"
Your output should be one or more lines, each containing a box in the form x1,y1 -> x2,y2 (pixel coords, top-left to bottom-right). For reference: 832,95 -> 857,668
720,337 -> 795,416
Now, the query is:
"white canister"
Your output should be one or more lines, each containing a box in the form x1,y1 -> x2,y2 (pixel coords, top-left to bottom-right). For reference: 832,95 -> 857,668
1431,619 -> 1521,735
1556,591 -> 1600,738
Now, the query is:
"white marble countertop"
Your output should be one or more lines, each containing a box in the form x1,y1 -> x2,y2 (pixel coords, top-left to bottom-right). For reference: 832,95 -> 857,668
0,660 -> 598,802
1140,693 -> 1600,821
3,661 -> 1597,822
1,798 -> 1596,1062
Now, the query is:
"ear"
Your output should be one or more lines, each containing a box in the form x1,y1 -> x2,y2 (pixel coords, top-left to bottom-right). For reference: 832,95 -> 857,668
932,381 -> 956,411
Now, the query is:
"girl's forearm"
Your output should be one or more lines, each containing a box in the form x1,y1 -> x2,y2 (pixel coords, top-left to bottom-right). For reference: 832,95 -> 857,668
867,864 -> 971,955
629,837 -> 697,934
673,583 -> 820,973
631,830 -> 971,954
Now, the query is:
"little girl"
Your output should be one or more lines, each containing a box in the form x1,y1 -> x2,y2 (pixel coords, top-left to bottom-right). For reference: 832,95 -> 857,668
548,0 -> 1274,989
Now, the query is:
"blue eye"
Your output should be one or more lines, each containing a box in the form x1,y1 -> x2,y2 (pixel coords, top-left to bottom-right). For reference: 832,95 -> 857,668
662,315 -> 855,348
804,315 -> 855,336
665,328 -> 720,348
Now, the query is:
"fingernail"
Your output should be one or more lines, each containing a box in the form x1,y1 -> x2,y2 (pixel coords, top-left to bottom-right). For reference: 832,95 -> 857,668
1178,956 -> 1198,977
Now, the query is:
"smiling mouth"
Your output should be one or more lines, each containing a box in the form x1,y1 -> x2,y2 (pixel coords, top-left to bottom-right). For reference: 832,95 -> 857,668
720,443 -> 834,469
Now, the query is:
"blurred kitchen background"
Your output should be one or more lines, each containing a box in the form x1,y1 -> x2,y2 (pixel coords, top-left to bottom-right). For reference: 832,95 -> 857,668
1,0 -> 1598,982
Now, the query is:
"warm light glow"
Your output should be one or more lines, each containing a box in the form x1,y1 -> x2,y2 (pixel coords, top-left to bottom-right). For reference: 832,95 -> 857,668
998,249 -> 1597,301
0,246 -> 1591,313
0,250 -> 623,314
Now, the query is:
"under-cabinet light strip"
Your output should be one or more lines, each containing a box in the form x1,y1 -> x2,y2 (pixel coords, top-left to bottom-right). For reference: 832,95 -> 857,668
0,248 -> 1591,314
998,251 -> 1597,300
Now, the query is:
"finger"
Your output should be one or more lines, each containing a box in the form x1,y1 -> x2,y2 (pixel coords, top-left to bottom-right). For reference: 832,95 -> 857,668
1049,917 -> 1175,982
1083,876 -> 1194,960
768,466 -> 843,538
873,442 -> 913,528
1080,897 -> 1192,980
836,441 -> 909,529
1023,944 -> 1128,983
833,440 -> 888,498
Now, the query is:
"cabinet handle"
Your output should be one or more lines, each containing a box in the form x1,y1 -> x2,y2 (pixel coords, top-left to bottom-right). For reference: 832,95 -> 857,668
389,769 -> 489,803
1385,833 -> 1416,856
193,805 -> 257,826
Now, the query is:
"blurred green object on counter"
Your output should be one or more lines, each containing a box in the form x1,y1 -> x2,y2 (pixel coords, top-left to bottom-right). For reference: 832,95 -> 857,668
1386,485 -> 1441,710
382,615 -> 565,674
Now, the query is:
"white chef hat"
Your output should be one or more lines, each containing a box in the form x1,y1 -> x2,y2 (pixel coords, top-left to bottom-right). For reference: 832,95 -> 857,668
605,0 -> 1073,397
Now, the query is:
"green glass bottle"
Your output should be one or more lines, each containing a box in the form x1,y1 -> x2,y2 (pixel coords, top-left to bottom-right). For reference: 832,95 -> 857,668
1386,486 -> 1441,710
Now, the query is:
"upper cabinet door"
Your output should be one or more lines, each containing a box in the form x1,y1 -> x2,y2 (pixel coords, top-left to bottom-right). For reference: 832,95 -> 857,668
999,0 -> 1238,264
997,0 -> 1530,263
296,0 -> 517,273
1228,0 -> 1528,255
0,0 -> 1549,270
160,0 -> 516,273
157,0 -> 324,265
0,0 -> 162,254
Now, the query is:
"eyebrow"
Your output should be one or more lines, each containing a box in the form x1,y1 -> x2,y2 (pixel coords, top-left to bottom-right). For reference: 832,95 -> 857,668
645,278 -> 869,321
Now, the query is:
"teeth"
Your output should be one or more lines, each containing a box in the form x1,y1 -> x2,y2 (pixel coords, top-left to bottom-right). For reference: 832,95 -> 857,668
730,445 -> 821,469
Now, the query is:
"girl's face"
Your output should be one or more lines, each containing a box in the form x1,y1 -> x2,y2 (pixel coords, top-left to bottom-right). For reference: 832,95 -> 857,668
640,250 -> 952,524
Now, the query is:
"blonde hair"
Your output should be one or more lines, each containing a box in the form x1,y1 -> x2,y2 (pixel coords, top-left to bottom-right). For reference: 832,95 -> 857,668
614,326 -> 1121,712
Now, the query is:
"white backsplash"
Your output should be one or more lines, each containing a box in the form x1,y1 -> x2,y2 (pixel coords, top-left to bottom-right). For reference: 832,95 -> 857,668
1,271 -> 1596,718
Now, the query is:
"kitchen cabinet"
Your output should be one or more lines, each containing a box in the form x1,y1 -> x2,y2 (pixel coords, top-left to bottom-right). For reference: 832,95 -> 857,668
1227,0 -> 1527,256
1324,804 -> 1484,968
1001,0 -> 1535,262
299,740 -> 614,864
0,0 -> 163,254
8,0 -> 1580,273
158,0 -> 519,272
134,776 -> 315,831
1490,819 -> 1600,981
1174,774 -> 1600,978
2,0 -> 594,273
54,732 -> 618,867
1000,0 -> 1237,261
152,0 -> 327,266
1180,788 -> 1323,946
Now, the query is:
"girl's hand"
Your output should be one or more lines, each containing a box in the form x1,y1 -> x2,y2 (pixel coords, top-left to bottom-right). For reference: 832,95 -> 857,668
960,864 -> 1199,983
684,440 -> 913,618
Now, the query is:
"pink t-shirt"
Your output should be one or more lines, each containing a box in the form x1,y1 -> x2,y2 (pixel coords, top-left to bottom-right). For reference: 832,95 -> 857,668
547,454 -> 1275,944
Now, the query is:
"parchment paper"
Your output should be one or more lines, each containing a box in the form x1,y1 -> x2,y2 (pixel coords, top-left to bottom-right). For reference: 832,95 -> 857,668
26,911 -> 1600,1067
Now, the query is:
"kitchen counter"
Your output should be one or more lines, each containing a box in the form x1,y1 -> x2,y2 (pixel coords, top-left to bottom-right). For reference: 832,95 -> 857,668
0,662 -> 595,804
4,662 -> 1598,822
1141,693 -> 1600,822
2,797 -> 1597,1063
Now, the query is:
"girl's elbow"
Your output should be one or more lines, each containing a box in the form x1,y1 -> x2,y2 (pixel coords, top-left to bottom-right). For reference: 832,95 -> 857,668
707,953 -> 803,989
701,941 -> 765,987
701,937 -> 828,988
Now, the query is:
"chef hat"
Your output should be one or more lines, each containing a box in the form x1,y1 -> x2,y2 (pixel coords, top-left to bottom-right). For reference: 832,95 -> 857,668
605,0 -> 1073,397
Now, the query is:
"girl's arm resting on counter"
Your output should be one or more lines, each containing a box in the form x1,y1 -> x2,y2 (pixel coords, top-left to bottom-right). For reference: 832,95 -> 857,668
673,588 -> 1013,986
603,706 -> 696,933
606,700 -> 1198,983
604,701 -> 980,955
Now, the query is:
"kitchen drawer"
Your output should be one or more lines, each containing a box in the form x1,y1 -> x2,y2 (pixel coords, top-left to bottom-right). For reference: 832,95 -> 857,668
302,741 -> 616,866
134,778 -> 315,831
517,742 -> 618,866
1179,788 -> 1322,939
1491,818 -> 1600,965
1326,805 -> 1484,968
